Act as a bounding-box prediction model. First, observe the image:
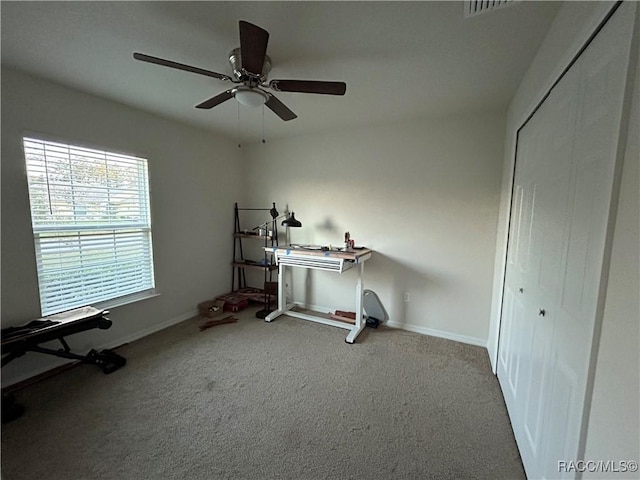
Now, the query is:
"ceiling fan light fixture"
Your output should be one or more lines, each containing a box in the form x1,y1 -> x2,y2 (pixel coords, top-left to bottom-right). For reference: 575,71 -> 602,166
233,87 -> 268,107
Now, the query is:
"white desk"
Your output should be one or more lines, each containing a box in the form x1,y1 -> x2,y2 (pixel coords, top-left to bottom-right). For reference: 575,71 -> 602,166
264,246 -> 373,343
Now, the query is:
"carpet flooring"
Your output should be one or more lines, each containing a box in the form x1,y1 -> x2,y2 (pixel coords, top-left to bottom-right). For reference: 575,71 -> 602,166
1,307 -> 525,480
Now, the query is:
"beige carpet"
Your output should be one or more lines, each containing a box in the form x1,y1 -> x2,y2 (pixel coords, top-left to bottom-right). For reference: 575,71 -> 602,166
1,307 -> 524,480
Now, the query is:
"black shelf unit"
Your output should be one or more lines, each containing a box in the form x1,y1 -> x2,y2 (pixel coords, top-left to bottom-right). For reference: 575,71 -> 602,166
232,202 -> 279,318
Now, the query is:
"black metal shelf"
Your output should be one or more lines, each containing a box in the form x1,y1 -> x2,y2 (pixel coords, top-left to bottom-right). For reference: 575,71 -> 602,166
232,261 -> 277,271
232,203 -> 279,319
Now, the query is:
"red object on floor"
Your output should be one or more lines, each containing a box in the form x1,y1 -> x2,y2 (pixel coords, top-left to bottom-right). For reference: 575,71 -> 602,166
331,310 -> 356,325
334,310 -> 356,319
217,294 -> 250,312
224,300 -> 248,312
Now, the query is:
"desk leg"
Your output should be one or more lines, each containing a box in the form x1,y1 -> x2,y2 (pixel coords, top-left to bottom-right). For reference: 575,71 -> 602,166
345,262 -> 366,344
265,263 -> 294,322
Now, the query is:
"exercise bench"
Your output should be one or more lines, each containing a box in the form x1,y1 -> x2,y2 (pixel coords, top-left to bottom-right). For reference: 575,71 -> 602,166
1,306 -> 126,423
1,306 -> 126,374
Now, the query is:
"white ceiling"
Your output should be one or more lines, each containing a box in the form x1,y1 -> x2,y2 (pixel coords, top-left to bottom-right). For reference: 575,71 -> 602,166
1,1 -> 561,142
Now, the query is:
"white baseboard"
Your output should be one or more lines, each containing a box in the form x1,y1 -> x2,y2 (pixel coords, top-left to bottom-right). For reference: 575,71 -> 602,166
2,310 -> 198,389
386,320 -> 487,348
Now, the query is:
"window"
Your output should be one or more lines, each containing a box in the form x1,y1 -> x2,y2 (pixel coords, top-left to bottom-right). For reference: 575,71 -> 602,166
23,137 -> 155,316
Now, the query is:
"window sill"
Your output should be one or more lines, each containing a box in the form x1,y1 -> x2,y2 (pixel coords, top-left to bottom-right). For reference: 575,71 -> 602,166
94,290 -> 161,311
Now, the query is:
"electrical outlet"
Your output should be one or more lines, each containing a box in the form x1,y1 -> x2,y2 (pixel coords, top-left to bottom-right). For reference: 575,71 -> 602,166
403,292 -> 410,303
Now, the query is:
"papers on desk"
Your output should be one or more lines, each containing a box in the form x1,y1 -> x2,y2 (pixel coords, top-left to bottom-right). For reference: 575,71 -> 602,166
288,244 -> 367,252
289,244 -> 327,250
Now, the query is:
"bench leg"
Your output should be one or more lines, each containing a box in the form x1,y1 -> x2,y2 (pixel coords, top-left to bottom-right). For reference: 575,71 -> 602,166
86,349 -> 127,374
29,344 -> 126,374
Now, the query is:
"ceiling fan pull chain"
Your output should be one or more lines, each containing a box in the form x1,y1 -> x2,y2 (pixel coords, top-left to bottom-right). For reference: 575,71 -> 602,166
262,105 -> 266,144
237,102 -> 242,149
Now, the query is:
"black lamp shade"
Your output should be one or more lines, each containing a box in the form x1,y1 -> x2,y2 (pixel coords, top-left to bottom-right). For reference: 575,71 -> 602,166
281,212 -> 302,228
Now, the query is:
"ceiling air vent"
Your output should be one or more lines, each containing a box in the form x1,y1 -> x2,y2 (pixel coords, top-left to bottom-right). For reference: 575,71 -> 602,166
464,0 -> 517,18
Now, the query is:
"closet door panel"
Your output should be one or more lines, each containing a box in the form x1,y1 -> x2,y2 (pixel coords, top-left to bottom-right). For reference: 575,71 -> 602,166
541,354 -> 581,480
499,110 -> 544,426
560,24 -> 633,321
543,12 -> 637,477
519,66 -> 579,474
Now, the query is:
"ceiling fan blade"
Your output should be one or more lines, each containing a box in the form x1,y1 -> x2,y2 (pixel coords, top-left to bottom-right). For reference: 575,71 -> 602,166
269,80 -> 347,96
195,90 -> 234,109
239,21 -> 269,75
265,93 -> 297,121
133,53 -> 232,82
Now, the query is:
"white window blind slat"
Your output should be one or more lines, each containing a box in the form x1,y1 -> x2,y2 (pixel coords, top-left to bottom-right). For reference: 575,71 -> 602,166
24,137 -> 155,316
40,274 -> 153,298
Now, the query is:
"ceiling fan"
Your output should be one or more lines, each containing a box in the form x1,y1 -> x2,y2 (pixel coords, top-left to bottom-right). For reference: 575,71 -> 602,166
133,20 -> 347,121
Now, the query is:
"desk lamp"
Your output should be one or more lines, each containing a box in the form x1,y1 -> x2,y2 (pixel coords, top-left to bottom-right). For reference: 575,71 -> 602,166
281,212 -> 302,228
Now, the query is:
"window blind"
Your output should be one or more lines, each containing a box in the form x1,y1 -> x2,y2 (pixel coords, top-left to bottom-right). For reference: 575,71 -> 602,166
23,137 -> 155,316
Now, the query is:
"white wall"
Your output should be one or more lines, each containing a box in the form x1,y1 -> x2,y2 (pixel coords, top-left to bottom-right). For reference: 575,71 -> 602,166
242,111 -> 506,346
1,68 -> 242,387
488,0 -> 639,473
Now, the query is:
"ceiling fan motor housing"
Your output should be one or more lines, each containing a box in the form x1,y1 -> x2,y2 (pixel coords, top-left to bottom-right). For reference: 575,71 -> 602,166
228,48 -> 271,83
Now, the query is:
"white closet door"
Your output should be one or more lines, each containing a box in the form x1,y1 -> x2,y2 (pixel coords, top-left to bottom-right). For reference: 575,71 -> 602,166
497,4 -> 636,479
499,63 -> 579,477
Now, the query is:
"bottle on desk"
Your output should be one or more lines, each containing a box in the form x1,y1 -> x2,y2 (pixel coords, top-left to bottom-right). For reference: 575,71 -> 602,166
344,231 -> 352,251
